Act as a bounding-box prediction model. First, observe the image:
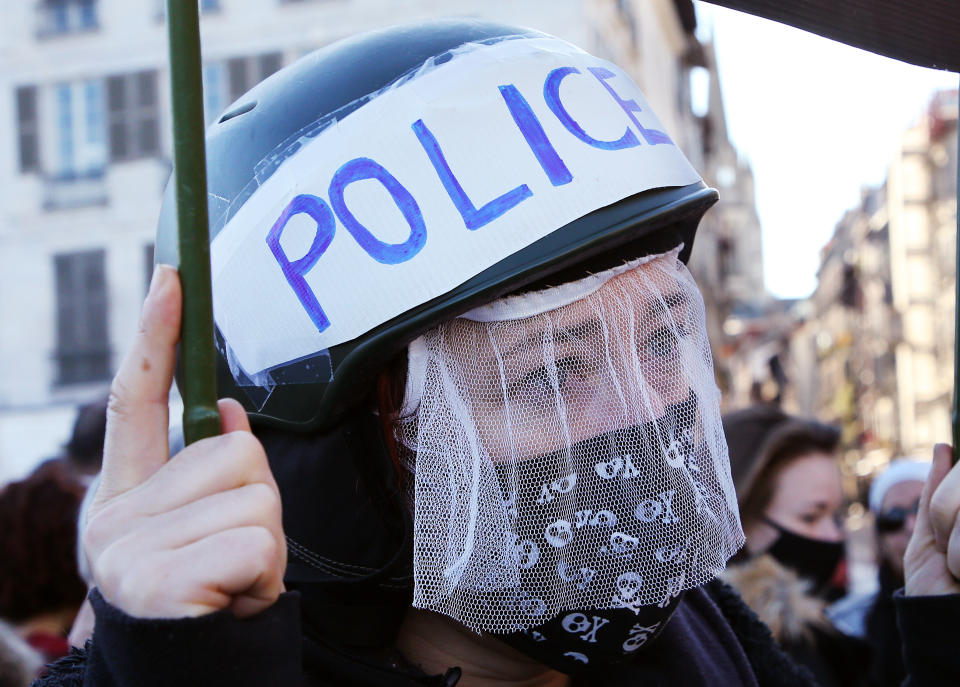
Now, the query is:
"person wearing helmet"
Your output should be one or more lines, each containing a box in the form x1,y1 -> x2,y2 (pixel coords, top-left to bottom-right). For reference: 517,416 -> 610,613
37,20 -> 960,687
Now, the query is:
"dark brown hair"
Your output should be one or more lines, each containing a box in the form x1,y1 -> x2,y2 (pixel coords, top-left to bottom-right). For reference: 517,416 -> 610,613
0,461 -> 87,623
64,396 -> 108,474
375,349 -> 410,485
723,404 -> 841,528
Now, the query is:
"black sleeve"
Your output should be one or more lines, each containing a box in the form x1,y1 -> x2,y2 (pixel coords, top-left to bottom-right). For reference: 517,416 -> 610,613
36,589 -> 303,687
894,590 -> 960,687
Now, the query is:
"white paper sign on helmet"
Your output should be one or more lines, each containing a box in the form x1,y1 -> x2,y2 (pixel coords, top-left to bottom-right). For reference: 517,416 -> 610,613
211,35 -> 701,379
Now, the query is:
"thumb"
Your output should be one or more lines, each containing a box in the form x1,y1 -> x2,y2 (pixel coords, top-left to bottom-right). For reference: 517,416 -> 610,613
218,398 -> 252,434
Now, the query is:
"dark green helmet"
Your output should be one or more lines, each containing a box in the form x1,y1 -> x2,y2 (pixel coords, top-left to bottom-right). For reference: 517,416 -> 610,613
156,19 -> 717,432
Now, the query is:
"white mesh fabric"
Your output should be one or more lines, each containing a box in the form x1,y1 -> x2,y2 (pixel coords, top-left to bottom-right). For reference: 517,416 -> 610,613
398,248 -> 743,633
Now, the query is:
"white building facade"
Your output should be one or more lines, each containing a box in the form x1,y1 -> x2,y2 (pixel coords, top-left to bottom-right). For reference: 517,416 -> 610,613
0,0 -> 594,482
0,0 -> 742,482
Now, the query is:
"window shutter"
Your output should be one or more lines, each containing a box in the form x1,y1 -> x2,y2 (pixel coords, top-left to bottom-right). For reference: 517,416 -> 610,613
137,71 -> 159,156
107,75 -> 127,160
55,250 -> 110,384
16,86 -> 39,172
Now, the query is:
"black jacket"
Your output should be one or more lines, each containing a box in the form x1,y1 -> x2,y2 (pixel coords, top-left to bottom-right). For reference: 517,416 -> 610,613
864,565 -> 907,687
33,418 -> 960,687
32,580 -> 960,687
723,554 -> 871,687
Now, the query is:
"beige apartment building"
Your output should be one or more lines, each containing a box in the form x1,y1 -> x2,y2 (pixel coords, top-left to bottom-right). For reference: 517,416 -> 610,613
788,90 -> 957,479
887,90 -> 957,456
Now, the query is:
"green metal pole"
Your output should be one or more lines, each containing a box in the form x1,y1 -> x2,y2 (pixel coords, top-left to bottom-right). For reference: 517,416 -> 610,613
166,0 -> 221,445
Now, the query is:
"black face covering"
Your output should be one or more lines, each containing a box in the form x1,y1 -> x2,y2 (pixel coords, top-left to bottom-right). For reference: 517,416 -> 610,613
763,517 -> 845,595
498,592 -> 683,676
487,396 -> 715,675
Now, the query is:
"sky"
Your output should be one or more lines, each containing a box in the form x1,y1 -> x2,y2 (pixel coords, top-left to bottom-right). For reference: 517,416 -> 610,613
693,2 -> 959,299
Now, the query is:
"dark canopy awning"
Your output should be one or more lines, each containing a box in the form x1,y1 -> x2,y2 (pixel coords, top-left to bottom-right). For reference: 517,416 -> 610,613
701,0 -> 960,72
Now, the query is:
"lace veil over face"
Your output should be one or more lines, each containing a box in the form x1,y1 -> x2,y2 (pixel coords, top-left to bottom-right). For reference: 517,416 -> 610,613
397,248 -> 743,633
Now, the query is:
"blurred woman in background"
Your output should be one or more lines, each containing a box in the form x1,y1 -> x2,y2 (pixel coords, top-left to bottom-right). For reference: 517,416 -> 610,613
722,404 -> 868,687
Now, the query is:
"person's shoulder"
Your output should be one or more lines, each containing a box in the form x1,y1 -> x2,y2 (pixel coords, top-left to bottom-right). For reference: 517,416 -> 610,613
721,555 -> 826,645
701,578 -> 821,687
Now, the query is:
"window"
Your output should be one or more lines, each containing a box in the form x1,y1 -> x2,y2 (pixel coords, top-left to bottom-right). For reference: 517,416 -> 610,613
53,80 -> 106,178
54,250 -> 110,385
226,52 -> 283,102
56,86 -> 72,173
38,0 -> 98,36
107,71 -> 160,161
718,238 -> 734,282
16,86 -> 39,173
259,53 -> 283,79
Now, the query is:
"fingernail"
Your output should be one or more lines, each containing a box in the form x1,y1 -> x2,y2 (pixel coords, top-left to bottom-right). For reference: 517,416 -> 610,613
148,264 -> 174,296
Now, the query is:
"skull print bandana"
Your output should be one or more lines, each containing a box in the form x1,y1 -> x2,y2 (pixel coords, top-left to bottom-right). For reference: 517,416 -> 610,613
397,247 -> 743,638
492,402 -> 697,673
498,590 -> 682,674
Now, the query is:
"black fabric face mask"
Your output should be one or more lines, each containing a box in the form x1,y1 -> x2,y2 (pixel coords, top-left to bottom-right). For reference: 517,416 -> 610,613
488,396 -> 712,676
763,517 -> 845,595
